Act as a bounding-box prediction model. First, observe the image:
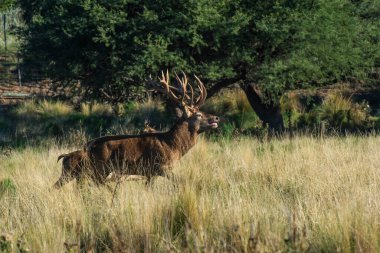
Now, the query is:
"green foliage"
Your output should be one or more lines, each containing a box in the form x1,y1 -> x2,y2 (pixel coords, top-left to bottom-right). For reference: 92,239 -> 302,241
0,234 -> 12,253
204,90 -> 259,129
0,233 -> 29,253
295,92 -> 374,132
0,2 -> 20,55
202,90 -> 269,139
0,178 -> 16,199
0,0 -> 14,12
17,0 -> 380,103
259,0 -> 380,98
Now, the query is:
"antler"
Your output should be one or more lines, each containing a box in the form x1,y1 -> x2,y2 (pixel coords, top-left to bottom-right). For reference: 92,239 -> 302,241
157,70 -> 207,117
193,75 -> 207,108
159,70 -> 182,102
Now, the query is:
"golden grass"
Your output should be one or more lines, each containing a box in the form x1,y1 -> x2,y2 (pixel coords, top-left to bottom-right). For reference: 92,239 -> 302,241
81,103 -> 113,116
204,89 -> 252,115
1,136 -> 380,252
13,100 -> 73,117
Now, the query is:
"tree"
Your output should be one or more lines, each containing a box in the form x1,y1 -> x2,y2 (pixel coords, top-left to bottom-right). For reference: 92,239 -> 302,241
0,0 -> 14,12
1,0 -> 15,51
18,0 -> 380,131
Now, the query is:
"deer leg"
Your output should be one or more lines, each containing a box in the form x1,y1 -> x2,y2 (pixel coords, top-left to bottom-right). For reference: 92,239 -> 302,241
145,176 -> 152,187
103,173 -> 121,193
75,174 -> 86,189
92,173 -> 107,186
90,161 -> 110,186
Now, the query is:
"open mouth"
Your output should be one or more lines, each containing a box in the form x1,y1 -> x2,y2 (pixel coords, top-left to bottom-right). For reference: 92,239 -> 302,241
208,122 -> 218,128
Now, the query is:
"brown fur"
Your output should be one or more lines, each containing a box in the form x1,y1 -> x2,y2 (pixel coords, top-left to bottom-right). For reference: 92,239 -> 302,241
54,125 -> 159,188
86,112 -> 219,184
54,150 -> 88,188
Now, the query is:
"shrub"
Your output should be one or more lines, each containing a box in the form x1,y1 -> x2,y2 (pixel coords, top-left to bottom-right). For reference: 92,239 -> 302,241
204,90 -> 259,130
13,99 -> 73,117
295,92 -> 373,132
81,102 -> 113,116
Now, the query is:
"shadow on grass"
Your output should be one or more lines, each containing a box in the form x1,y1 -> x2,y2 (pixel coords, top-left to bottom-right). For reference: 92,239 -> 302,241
1,97 -> 379,150
0,101 -> 172,149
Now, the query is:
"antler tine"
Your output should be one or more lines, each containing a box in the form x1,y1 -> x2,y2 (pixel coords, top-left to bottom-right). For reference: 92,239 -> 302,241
188,84 -> 194,106
160,71 -> 167,89
175,71 -> 187,103
158,71 -> 206,113
159,70 -> 181,102
165,69 -> 169,85
194,75 -> 207,107
181,70 -> 188,90
180,71 -> 194,105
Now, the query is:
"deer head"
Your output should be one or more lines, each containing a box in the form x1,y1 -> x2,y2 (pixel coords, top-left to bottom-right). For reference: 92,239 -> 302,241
158,71 -> 219,133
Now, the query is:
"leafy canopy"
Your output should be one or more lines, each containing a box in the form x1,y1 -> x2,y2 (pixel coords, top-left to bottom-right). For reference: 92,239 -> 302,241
18,0 -> 380,102
0,0 -> 15,12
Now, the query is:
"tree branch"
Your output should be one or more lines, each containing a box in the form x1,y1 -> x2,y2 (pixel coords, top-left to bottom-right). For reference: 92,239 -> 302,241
206,77 -> 242,99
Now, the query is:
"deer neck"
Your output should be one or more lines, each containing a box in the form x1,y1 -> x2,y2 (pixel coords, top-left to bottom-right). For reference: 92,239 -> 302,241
164,119 -> 199,156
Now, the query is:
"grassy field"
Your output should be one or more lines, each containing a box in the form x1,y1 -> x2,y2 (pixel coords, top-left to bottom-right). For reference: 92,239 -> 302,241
1,135 -> 379,252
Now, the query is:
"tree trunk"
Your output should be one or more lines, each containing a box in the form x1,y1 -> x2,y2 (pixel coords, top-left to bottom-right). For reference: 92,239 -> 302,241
204,78 -> 284,133
240,83 -> 284,133
3,14 -> 6,51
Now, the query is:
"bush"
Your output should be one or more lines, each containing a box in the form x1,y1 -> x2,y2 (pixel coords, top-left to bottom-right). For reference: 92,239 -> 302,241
13,99 -> 73,117
295,92 -> 373,132
81,102 -> 113,117
203,90 -> 259,130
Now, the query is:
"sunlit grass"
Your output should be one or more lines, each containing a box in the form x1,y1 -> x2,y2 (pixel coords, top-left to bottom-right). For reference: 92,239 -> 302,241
204,89 -> 259,129
81,102 -> 113,116
13,99 -> 74,117
1,135 -> 379,252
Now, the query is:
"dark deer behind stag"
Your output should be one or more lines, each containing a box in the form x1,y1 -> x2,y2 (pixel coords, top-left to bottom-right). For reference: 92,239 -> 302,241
54,71 -> 219,187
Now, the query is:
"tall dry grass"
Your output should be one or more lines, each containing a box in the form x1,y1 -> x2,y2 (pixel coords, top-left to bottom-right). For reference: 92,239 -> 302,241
13,100 -> 74,117
1,135 -> 380,252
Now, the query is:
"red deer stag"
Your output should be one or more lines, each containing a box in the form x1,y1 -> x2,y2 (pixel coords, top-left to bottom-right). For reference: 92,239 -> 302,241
86,71 -> 219,185
55,71 -> 219,187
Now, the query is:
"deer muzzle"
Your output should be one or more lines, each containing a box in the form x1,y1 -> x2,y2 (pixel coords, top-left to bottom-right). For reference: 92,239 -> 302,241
208,116 -> 220,128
